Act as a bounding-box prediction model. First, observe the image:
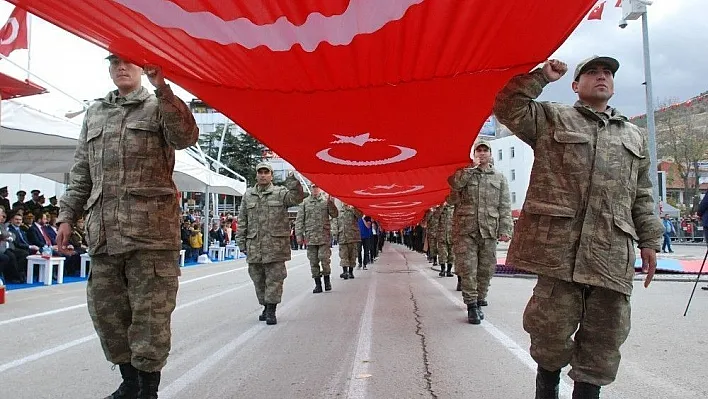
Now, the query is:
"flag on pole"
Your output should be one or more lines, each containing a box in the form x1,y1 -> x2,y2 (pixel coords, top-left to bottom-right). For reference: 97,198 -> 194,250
0,7 -> 28,57
588,1 -> 606,20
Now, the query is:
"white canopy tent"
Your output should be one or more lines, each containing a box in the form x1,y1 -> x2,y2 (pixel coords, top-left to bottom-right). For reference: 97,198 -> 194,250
0,100 -> 247,196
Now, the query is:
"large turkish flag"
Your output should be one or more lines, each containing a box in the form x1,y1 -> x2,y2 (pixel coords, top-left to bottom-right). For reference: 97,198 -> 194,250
9,0 -> 596,229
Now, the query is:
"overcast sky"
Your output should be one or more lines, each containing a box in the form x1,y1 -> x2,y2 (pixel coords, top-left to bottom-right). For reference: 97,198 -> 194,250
0,0 -> 705,119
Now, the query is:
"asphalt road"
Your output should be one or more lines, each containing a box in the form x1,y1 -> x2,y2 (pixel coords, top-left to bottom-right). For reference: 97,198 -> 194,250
1,245 -> 707,399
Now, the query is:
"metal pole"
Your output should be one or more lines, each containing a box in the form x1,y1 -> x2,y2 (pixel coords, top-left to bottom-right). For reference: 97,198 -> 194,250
216,124 -> 229,174
641,11 -> 660,212
203,185 -> 210,253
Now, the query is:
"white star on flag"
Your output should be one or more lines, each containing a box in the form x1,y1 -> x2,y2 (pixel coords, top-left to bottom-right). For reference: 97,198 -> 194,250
331,133 -> 384,147
373,184 -> 400,190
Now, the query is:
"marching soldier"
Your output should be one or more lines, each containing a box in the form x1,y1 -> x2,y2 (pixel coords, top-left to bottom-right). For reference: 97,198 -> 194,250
448,140 -> 512,325
236,162 -> 304,325
295,183 -> 339,293
57,53 -> 199,399
337,203 -> 363,280
493,56 -> 663,398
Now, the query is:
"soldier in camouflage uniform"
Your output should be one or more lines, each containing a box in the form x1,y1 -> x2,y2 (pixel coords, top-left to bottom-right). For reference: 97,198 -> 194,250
426,206 -> 440,266
236,162 -> 304,325
56,54 -> 198,399
493,56 -> 663,398
337,203 -> 363,279
295,183 -> 338,293
448,140 -> 512,325
436,201 -> 455,278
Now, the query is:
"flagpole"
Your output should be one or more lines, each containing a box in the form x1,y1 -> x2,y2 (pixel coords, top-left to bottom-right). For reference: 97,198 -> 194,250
25,12 -> 31,80
0,52 -> 86,108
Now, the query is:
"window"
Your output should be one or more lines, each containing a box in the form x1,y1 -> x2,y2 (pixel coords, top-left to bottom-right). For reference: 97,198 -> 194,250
511,146 -> 515,158
498,149 -> 503,161
511,192 -> 517,204
511,169 -> 516,181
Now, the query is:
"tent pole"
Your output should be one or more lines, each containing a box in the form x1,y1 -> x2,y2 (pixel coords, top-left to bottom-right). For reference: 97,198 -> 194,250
203,185 -> 210,253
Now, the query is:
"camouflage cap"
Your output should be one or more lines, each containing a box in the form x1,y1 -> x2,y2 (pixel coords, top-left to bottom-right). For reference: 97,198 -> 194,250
473,140 -> 492,151
573,55 -> 620,81
255,162 -> 274,173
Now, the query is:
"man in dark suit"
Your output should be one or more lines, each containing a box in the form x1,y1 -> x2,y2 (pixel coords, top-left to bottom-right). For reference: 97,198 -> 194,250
0,208 -> 24,283
43,196 -> 60,215
0,186 -> 11,213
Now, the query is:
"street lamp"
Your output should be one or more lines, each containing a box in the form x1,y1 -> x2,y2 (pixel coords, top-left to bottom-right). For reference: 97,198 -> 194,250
619,0 -> 660,211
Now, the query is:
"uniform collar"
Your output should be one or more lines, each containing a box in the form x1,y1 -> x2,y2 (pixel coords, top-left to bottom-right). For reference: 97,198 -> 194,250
573,100 -> 628,122
100,86 -> 151,105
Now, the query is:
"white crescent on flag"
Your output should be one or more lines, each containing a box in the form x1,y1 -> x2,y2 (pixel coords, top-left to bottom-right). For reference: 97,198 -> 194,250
112,0 -> 426,51
0,18 -> 19,45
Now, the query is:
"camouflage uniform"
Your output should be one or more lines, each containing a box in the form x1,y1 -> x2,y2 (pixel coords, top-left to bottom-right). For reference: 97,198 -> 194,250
436,203 -> 455,275
336,204 -> 363,277
295,192 -> 339,278
426,206 -> 441,264
58,85 -> 198,372
494,68 -> 663,386
236,173 -> 304,305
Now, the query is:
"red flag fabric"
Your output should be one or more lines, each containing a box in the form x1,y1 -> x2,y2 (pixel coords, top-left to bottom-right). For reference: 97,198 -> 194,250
0,7 -> 28,57
0,71 -> 46,99
615,0 -> 623,7
7,0 -> 597,230
588,2 -> 606,20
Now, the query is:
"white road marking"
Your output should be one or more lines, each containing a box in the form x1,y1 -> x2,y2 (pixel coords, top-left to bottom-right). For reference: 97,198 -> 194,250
346,276 -> 377,399
419,267 -> 573,398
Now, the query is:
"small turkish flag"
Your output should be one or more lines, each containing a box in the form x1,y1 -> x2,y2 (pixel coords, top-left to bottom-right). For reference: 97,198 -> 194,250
0,7 -> 28,57
588,1 -> 606,20
615,0 -> 622,7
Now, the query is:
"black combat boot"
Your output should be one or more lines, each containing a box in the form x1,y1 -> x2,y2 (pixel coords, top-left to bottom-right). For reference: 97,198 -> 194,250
476,302 -> 485,320
105,363 -> 139,399
446,264 -> 454,277
433,255 -> 438,266
467,302 -> 481,325
439,266 -> 445,277
259,306 -> 267,321
478,299 -> 488,307
137,370 -> 161,399
265,303 -> 277,325
348,267 -> 355,279
535,366 -> 560,399
323,275 -> 332,291
313,277 -> 323,293
456,276 -> 461,291
340,268 -> 349,279
572,382 -> 600,399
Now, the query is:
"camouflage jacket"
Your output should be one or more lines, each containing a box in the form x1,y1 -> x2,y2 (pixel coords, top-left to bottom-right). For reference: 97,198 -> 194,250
448,165 -> 512,239
493,69 -> 663,295
436,204 -> 455,244
337,205 -> 363,244
295,193 -> 339,245
236,176 -> 304,264
426,206 -> 441,238
58,85 -> 198,256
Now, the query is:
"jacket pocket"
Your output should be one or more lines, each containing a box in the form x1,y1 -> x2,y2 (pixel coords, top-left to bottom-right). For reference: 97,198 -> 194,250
267,201 -> 289,236
518,201 -> 575,266
125,120 -> 162,157
551,130 -> 591,174
620,135 -> 645,186
125,187 -> 177,239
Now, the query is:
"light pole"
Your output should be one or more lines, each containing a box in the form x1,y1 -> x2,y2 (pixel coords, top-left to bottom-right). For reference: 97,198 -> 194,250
619,0 -> 659,211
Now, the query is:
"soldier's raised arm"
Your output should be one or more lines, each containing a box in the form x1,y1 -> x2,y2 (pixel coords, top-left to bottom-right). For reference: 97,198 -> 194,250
493,60 -> 568,148
57,115 -> 93,228
448,167 -> 471,191
282,172 -> 305,207
145,65 -> 199,150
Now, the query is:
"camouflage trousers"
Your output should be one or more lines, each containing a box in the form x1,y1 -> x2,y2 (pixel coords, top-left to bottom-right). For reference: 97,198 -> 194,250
427,234 -> 438,256
523,276 -> 631,386
248,261 -> 288,305
307,244 -> 332,278
338,242 -> 358,267
453,234 -> 497,304
437,240 -> 454,265
87,250 -> 180,372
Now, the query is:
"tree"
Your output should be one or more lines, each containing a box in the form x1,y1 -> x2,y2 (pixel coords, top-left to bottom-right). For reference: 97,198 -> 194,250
197,125 -> 224,162
652,98 -> 708,208
219,125 -> 267,186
